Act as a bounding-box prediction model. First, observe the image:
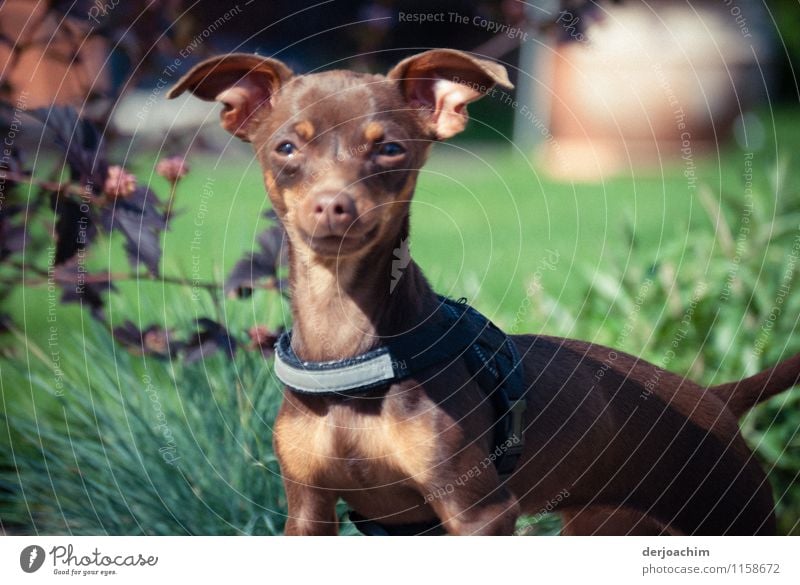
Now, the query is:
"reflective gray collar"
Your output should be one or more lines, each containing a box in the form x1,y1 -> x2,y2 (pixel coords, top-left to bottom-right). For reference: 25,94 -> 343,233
273,296 -> 485,396
274,336 -> 398,394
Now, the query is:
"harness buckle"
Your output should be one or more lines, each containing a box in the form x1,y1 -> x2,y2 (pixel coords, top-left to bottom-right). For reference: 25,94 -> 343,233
494,397 -> 526,478
507,399 -> 526,454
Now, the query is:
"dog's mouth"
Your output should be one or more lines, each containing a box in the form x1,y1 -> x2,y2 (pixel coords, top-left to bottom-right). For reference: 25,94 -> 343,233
301,226 -> 379,256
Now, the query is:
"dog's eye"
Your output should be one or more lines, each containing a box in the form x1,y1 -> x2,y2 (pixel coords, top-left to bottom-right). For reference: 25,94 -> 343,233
376,142 -> 405,157
275,142 -> 297,156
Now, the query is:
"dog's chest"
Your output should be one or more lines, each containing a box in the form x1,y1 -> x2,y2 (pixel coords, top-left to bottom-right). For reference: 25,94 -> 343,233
276,397 -> 437,491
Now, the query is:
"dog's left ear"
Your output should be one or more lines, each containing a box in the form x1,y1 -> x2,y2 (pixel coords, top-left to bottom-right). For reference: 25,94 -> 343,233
387,49 -> 513,140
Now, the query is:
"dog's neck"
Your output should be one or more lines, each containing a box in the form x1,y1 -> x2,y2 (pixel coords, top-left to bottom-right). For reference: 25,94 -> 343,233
287,222 -> 438,362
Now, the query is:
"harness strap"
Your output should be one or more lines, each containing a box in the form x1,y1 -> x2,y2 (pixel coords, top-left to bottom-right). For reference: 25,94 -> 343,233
441,298 -> 526,476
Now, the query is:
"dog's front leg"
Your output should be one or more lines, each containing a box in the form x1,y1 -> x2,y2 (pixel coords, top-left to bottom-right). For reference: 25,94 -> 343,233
429,483 -> 520,535
283,480 -> 339,536
423,452 -> 521,535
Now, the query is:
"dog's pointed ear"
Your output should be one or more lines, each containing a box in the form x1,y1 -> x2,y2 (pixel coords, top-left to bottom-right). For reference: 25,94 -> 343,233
387,49 -> 513,140
167,53 -> 293,142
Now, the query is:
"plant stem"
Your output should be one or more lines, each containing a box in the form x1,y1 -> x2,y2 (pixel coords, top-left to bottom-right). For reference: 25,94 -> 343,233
0,170 -> 91,199
164,180 -> 179,222
0,270 -> 226,291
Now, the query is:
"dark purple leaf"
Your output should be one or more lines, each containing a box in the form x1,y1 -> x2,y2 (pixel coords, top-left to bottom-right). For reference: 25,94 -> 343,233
54,262 -> 113,320
0,224 -> 27,259
0,201 -> 28,260
225,218 -> 287,298
53,198 -> 96,266
248,325 -> 283,357
0,313 -> 12,334
0,138 -> 24,180
24,106 -> 107,188
112,320 -> 179,358
100,186 -> 166,276
182,318 -> 237,364
111,321 -> 143,346
12,108 -> 107,266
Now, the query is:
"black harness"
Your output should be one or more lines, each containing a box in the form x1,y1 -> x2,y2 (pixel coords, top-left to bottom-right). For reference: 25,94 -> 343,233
274,296 -> 527,535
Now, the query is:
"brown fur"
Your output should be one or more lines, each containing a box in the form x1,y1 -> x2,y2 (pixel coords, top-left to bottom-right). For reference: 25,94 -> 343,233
169,50 -> 800,535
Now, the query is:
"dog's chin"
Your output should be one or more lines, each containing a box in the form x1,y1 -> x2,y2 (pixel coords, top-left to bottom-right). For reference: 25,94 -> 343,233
301,227 -> 379,258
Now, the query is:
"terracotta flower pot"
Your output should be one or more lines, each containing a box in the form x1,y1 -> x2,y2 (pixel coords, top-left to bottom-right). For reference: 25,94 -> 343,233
0,0 -> 110,115
532,0 -> 776,180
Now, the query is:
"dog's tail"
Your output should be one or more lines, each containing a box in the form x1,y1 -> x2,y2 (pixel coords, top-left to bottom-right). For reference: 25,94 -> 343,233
709,353 -> 800,417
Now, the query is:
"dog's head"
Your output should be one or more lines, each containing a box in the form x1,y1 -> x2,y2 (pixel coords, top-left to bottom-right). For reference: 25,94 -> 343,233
168,49 -> 512,259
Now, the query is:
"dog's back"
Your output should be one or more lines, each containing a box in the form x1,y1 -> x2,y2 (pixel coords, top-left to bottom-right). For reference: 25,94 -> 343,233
511,334 -> 791,535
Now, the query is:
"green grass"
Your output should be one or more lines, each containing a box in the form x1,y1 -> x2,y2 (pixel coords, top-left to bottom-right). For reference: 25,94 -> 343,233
1,317 -> 287,534
2,107 -> 800,534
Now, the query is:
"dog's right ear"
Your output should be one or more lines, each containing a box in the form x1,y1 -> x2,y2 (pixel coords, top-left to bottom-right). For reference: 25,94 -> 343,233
167,53 -> 293,142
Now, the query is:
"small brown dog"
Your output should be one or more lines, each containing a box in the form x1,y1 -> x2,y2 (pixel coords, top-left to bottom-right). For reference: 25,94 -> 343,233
169,49 -> 800,535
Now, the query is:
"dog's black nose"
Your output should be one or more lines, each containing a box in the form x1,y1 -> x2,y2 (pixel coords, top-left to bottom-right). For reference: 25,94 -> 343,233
311,191 -> 357,235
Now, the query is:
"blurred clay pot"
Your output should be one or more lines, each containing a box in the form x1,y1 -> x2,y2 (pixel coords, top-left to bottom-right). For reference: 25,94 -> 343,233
0,0 -> 110,115
537,0 -> 776,180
